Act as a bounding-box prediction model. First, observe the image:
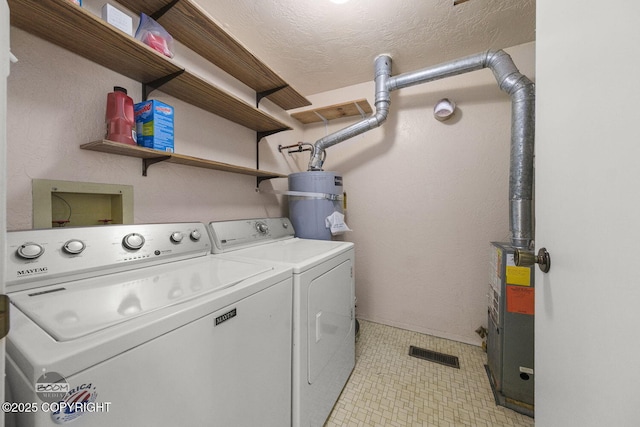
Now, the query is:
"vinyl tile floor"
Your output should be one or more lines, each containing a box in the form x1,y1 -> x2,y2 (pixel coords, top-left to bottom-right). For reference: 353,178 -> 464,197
324,320 -> 534,427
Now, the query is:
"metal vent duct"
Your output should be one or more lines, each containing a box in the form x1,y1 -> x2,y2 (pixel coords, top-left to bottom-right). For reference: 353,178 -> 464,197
306,50 -> 535,249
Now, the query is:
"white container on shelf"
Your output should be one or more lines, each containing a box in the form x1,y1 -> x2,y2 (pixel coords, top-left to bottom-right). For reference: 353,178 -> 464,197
101,3 -> 133,36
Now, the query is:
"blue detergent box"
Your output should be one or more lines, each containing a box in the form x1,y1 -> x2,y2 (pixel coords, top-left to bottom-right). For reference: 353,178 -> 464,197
134,100 -> 174,152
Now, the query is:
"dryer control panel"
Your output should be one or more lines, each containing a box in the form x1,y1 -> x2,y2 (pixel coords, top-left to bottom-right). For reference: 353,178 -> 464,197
208,218 -> 294,254
6,223 -> 210,291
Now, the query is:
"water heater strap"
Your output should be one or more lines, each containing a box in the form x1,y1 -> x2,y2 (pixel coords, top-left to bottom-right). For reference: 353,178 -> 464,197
264,189 -> 343,201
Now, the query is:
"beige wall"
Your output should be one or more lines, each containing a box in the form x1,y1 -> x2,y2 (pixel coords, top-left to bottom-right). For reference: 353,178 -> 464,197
6,25 -> 300,230
295,42 -> 535,345
8,15 -> 534,346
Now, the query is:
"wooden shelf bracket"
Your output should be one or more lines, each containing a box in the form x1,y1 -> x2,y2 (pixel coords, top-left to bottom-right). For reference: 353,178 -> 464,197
313,111 -> 329,126
354,101 -> 368,118
142,155 -> 172,176
255,128 -> 290,188
150,0 -> 180,20
256,85 -> 289,107
143,69 -> 185,101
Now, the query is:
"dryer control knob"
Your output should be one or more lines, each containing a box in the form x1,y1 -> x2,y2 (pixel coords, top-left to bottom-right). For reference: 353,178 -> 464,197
170,232 -> 184,243
190,230 -> 202,241
63,239 -> 86,255
17,242 -> 45,259
122,233 -> 145,250
256,222 -> 269,234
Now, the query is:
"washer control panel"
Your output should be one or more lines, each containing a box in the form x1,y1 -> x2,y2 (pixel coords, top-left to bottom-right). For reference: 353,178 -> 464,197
122,233 -> 146,250
6,222 -> 211,291
208,218 -> 294,254
255,221 -> 269,235
63,239 -> 86,255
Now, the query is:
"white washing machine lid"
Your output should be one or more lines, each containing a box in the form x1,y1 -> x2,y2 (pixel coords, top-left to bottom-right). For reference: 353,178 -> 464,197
221,238 -> 353,273
9,256 -> 272,342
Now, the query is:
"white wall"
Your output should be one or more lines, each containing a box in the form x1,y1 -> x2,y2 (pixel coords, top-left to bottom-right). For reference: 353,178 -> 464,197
295,42 -> 535,345
6,18 -> 302,230
535,1 -> 640,424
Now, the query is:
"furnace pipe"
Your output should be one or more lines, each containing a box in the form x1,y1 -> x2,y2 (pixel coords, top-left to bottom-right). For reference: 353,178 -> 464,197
387,50 -> 535,249
307,49 -> 535,249
308,55 -> 392,171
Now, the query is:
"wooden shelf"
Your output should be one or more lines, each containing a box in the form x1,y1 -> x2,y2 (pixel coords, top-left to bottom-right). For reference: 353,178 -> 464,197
160,71 -> 290,133
291,99 -> 373,124
81,140 -> 287,179
8,0 -> 291,133
118,0 -> 311,111
9,0 -> 181,83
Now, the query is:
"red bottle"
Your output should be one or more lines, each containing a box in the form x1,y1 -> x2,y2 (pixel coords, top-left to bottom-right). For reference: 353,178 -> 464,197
105,86 -> 136,145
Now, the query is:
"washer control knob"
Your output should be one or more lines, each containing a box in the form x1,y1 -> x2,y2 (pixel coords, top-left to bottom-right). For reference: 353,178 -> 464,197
170,232 -> 184,243
190,230 -> 202,241
282,221 -> 289,229
17,242 -> 45,259
63,239 -> 86,255
122,233 -> 145,250
255,221 -> 269,234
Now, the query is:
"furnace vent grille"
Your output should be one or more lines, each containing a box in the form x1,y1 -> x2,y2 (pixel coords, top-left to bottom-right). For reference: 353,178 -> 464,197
409,345 -> 460,369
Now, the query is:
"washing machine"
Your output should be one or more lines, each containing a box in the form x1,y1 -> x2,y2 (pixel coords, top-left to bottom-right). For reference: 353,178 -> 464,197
208,217 -> 355,427
4,222 -> 293,427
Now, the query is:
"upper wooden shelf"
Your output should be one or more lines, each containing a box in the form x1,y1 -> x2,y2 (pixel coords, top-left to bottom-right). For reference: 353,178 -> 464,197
81,140 -> 287,179
291,99 -> 373,124
160,71 -> 289,133
8,0 -> 291,133
118,0 -> 311,111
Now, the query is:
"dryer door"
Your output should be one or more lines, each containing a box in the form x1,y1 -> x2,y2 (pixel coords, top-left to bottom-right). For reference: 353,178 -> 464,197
307,258 -> 354,384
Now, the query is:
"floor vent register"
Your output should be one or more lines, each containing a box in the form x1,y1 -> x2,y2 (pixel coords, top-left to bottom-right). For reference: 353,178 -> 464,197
409,345 -> 460,369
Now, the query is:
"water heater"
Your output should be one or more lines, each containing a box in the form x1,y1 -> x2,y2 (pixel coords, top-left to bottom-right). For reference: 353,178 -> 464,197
288,171 -> 343,240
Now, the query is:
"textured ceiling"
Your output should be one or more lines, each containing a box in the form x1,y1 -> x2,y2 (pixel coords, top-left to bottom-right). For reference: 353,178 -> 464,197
197,0 -> 536,96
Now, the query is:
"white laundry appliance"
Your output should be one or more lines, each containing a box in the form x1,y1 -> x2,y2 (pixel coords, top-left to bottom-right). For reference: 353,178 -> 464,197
4,222 -> 293,427
207,217 -> 355,427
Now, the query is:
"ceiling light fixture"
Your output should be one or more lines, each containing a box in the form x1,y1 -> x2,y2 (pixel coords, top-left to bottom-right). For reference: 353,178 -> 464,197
330,0 -> 350,4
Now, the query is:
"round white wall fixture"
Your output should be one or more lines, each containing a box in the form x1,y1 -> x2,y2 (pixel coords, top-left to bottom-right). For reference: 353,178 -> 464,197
434,98 -> 456,121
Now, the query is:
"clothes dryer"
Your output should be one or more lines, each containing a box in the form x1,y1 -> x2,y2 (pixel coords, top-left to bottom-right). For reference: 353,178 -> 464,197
208,217 -> 355,427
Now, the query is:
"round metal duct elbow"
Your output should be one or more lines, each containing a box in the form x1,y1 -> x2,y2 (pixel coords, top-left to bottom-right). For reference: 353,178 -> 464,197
307,55 -> 393,171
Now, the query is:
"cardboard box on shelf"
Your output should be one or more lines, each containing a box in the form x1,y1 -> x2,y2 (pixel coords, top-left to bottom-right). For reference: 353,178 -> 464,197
134,100 -> 174,153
